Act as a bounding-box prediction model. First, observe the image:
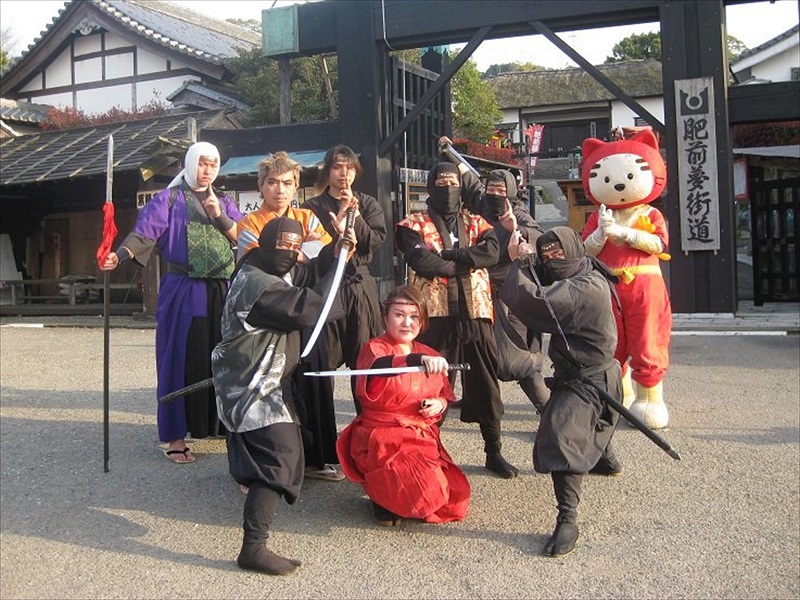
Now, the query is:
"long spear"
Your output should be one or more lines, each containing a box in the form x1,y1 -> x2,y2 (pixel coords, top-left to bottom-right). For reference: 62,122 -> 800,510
96,135 -> 117,472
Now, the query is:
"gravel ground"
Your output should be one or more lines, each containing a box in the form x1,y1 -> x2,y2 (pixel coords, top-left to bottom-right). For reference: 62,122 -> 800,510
0,326 -> 798,599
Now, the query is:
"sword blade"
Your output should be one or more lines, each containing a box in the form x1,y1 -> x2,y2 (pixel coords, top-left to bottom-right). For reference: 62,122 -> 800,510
305,363 -> 470,377
300,207 -> 356,358
105,135 -> 114,204
439,142 -> 481,178
300,248 -> 348,358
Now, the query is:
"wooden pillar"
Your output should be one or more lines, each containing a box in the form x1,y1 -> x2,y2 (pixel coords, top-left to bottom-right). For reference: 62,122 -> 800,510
279,57 -> 292,125
335,0 -> 395,298
660,0 -> 736,313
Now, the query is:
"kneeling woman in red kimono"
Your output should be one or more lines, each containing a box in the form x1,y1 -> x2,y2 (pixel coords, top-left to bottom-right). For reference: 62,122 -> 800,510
337,285 -> 470,526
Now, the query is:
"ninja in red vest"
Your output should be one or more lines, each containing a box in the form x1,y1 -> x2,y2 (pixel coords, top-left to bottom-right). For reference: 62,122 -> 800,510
580,129 -> 672,429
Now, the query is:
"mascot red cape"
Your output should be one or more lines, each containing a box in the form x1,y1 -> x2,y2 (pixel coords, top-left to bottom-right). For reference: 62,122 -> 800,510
580,129 -> 671,429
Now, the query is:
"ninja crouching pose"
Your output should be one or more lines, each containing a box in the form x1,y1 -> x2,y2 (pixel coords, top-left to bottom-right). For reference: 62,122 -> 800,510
500,226 -> 623,557
211,217 -> 355,575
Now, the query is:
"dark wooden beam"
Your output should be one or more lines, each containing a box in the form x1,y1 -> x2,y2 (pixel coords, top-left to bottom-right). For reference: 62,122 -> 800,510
529,20 -> 665,135
286,0 -> 662,56
728,82 -> 800,124
378,26 -> 491,156
660,0 -> 736,313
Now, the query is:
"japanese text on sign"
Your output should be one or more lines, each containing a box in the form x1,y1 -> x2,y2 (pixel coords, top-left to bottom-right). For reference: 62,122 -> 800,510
674,77 -> 720,251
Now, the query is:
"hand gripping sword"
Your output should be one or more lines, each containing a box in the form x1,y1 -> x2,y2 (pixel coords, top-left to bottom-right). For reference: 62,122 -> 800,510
160,209 -> 357,405
521,257 -> 681,461
438,139 -> 481,179
300,206 -> 355,359
304,363 -> 470,377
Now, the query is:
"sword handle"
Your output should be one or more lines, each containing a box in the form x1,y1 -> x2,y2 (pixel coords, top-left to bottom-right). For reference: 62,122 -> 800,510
439,142 -> 481,179
447,363 -> 470,372
341,206 -> 356,250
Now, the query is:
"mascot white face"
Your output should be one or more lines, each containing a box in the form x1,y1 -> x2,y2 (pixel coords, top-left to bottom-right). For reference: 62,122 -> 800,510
586,153 -> 656,208
581,129 -> 666,209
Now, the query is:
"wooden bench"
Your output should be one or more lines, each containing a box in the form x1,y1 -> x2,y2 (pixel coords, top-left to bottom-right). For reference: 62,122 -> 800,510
1,279 -> 135,305
70,282 -> 136,304
2,279 -> 62,304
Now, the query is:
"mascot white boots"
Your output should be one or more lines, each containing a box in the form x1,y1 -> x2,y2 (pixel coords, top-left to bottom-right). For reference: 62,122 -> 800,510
580,129 -> 671,429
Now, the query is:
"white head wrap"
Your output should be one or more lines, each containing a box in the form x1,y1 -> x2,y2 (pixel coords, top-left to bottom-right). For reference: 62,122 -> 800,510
167,142 -> 221,190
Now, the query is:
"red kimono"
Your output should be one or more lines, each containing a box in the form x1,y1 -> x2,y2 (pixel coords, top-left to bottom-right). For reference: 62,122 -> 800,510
336,335 -> 470,523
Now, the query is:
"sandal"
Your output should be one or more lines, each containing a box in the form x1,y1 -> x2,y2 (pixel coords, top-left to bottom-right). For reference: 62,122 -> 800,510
163,447 -> 195,464
304,464 -> 345,482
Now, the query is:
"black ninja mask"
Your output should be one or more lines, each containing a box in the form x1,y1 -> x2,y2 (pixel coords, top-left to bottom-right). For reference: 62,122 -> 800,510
256,217 -> 304,277
536,227 -> 592,284
426,162 -> 462,216
483,170 -> 518,217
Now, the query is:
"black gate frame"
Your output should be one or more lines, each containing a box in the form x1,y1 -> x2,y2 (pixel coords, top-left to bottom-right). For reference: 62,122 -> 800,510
750,172 -> 800,304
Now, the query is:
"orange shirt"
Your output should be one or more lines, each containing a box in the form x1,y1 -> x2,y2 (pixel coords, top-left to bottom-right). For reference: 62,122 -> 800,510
237,206 -> 333,260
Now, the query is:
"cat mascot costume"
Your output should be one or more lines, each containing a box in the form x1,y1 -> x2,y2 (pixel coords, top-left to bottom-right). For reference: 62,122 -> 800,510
580,129 -> 671,429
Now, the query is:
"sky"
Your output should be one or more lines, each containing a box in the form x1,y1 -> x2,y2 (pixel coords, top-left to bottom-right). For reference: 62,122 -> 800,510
1,0 -> 798,70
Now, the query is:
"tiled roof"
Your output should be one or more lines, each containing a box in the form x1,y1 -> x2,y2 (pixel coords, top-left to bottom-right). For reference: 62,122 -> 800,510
167,81 -> 250,110
12,0 -> 260,67
487,59 -> 663,109
0,99 -> 49,124
0,110 -> 230,186
733,24 -> 799,63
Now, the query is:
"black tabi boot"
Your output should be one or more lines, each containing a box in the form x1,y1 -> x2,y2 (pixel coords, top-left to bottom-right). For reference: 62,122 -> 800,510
589,440 -> 623,476
481,421 -> 519,479
543,472 -> 582,557
371,501 -> 402,527
236,483 -> 301,575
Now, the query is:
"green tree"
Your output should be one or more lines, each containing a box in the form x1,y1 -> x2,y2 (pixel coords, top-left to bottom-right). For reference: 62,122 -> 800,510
483,61 -> 543,77
727,34 -> 748,62
224,48 -> 338,126
449,53 -> 502,142
606,31 -> 748,64
1,25 -> 16,74
605,32 -> 661,63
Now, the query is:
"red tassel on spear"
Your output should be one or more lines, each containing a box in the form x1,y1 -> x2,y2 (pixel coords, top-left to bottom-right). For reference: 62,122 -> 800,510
96,202 -> 118,267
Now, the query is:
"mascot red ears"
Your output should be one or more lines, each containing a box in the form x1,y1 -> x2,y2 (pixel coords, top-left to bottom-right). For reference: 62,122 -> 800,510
581,129 -> 667,209
580,128 -> 672,430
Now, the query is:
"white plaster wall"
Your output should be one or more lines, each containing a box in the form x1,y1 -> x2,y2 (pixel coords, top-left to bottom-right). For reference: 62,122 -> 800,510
501,108 -> 518,125
610,96 -> 664,128
750,46 -> 800,82
106,52 -> 134,78
137,47 -> 169,74
73,33 -> 101,55
20,73 -> 44,93
33,91 -> 73,108
77,84 -> 132,112
137,75 -> 199,106
45,50 -> 72,87
104,32 -> 131,50
74,56 -> 102,84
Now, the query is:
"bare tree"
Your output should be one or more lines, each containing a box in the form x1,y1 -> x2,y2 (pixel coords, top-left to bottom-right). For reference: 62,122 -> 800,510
1,24 -> 17,73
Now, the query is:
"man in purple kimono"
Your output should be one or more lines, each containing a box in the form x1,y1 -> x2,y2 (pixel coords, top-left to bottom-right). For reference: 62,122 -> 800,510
101,141 -> 241,463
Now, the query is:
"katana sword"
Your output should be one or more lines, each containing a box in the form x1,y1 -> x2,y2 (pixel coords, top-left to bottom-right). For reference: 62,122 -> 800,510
439,139 -> 481,179
300,206 -> 356,358
305,363 -> 470,377
157,362 -> 471,403
516,256 -> 681,460
580,377 -> 681,461
159,377 -> 213,405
